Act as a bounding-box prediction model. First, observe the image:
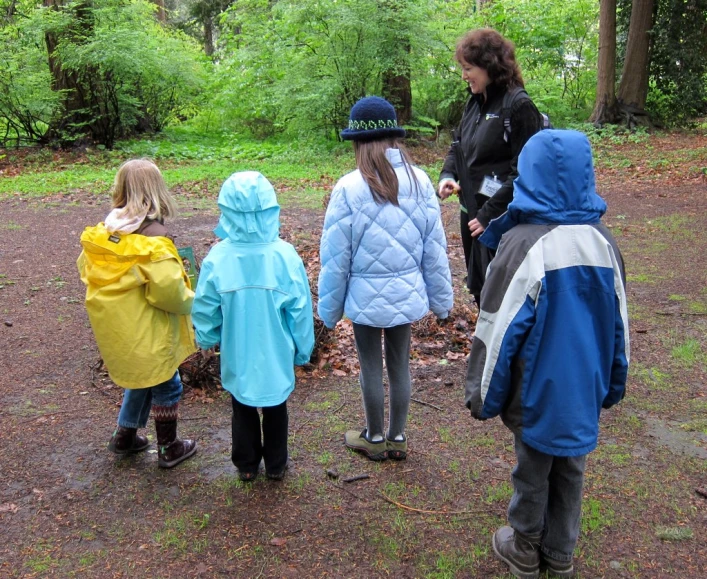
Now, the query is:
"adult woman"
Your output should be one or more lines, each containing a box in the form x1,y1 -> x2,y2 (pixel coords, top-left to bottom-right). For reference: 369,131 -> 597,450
438,29 -> 543,306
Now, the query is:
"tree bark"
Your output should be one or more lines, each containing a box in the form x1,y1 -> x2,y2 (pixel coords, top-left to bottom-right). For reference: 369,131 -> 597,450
153,0 -> 166,22
382,71 -> 412,126
617,0 -> 654,111
590,0 -> 619,125
204,16 -> 214,56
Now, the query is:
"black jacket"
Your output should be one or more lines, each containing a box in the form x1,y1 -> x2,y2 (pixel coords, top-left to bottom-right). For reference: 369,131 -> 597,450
440,83 -> 543,227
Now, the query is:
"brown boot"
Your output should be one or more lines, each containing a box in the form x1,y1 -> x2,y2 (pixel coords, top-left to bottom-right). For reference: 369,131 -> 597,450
108,426 -> 150,455
153,404 -> 197,469
492,526 -> 540,579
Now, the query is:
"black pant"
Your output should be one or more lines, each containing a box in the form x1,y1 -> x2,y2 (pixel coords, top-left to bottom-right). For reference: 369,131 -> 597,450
460,209 -> 495,306
231,396 -> 288,475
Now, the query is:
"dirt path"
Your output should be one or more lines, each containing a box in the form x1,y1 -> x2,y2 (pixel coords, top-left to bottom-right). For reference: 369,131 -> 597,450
1,155 -> 706,577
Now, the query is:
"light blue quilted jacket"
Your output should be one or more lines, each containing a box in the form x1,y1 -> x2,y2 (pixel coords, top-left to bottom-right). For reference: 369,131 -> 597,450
318,148 -> 453,329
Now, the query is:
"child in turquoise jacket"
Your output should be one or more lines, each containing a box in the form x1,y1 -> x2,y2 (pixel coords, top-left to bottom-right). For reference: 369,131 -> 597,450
192,171 -> 315,481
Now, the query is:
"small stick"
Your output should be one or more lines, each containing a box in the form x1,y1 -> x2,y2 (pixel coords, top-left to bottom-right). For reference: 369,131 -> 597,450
343,474 -> 370,483
411,397 -> 443,411
379,491 -> 479,515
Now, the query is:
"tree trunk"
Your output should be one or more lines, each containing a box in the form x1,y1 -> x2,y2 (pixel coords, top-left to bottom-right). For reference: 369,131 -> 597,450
204,16 -> 214,56
43,0 -> 94,143
382,71 -> 412,126
617,0 -> 654,117
590,0 -> 619,125
153,0 -> 166,22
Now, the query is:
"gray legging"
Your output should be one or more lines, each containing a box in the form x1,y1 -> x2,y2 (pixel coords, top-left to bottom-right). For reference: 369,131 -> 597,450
352,323 -> 412,439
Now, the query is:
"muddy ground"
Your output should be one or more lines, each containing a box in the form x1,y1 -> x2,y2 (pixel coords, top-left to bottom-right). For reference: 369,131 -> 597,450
0,136 -> 706,578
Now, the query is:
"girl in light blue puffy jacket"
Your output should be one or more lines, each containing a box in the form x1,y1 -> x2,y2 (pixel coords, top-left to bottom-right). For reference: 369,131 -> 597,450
318,96 -> 453,461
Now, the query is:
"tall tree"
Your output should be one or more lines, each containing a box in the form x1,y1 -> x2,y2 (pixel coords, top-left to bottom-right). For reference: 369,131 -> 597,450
380,0 -> 413,125
616,0 -> 654,124
590,0 -> 619,124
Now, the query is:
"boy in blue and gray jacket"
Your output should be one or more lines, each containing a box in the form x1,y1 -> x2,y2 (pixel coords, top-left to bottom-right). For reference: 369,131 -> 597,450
192,171 -> 314,482
465,130 -> 629,578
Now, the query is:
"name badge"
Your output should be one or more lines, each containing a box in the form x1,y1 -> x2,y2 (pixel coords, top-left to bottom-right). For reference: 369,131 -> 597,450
479,176 -> 502,198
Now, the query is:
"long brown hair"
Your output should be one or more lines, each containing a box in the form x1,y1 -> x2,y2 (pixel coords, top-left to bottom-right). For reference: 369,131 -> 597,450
455,28 -> 524,90
353,139 -> 419,205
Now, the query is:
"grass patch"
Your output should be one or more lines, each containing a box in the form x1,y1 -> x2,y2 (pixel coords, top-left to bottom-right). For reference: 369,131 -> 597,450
655,526 -> 693,541
670,338 -> 703,367
581,497 -> 614,534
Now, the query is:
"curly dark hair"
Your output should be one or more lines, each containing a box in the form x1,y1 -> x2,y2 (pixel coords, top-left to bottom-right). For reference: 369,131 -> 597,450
454,28 -> 524,89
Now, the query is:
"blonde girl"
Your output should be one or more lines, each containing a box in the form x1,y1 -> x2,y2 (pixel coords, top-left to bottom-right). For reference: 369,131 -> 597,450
78,159 -> 197,468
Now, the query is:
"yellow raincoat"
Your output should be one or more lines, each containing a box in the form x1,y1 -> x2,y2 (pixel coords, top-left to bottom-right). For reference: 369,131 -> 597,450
77,223 -> 197,389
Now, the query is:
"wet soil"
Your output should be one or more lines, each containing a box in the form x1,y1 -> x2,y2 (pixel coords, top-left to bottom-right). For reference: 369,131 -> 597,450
0,138 -> 706,578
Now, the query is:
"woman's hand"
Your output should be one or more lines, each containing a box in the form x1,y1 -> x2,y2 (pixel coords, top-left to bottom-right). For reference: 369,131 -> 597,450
437,179 -> 460,200
468,218 -> 486,238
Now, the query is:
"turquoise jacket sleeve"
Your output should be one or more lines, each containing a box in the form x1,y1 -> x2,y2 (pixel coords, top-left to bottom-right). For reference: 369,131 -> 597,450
192,259 -> 223,349
286,258 -> 315,365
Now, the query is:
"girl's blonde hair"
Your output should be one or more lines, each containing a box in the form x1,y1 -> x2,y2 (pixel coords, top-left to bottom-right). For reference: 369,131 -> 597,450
111,159 -> 177,221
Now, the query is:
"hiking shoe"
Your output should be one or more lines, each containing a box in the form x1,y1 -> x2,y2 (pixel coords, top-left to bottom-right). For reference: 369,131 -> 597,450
540,555 -> 574,577
344,429 -> 387,461
492,526 -> 540,579
386,435 -> 407,460
108,427 -> 150,455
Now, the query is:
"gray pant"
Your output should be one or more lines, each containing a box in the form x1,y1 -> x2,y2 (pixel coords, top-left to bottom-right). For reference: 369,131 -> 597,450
352,323 -> 411,440
508,435 -> 587,562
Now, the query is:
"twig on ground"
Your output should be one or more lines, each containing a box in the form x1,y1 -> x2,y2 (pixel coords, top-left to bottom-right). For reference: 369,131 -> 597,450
342,474 -> 370,483
179,416 -> 209,421
379,491 -> 480,515
695,487 -> 707,499
411,397 -> 443,411
656,312 -> 707,316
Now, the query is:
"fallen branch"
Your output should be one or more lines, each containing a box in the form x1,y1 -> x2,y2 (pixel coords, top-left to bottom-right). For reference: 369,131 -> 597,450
411,397 -> 443,411
342,474 -> 370,483
379,491 -> 479,515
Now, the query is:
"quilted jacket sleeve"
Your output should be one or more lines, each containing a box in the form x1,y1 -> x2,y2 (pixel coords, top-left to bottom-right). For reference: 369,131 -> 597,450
317,185 -> 353,329
191,258 -> 223,350
285,255 -> 315,365
421,181 -> 453,318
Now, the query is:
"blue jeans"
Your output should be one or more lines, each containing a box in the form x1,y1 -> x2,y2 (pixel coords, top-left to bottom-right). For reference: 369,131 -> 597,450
508,435 -> 587,562
117,371 -> 183,429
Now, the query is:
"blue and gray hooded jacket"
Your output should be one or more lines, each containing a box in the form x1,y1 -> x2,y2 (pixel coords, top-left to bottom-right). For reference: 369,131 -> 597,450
464,130 -> 629,457
192,172 -> 315,407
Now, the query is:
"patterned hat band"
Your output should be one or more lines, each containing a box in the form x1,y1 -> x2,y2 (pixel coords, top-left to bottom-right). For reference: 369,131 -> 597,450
348,119 -> 400,131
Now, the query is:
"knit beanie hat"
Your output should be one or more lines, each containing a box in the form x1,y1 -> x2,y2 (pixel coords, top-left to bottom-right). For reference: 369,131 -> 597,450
340,96 -> 406,141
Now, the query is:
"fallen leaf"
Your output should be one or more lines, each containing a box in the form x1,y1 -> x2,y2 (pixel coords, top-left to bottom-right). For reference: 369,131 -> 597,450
269,537 -> 287,546
0,503 -> 18,513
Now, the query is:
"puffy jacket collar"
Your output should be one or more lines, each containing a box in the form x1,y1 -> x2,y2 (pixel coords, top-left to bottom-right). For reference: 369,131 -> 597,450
385,148 -> 404,168
481,130 -> 607,249
214,171 -> 280,243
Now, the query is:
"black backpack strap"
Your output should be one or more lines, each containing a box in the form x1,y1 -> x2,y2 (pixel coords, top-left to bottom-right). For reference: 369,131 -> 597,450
502,86 -> 529,143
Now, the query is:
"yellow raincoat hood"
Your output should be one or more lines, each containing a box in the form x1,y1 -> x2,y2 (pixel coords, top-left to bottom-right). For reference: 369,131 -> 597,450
78,224 -> 197,389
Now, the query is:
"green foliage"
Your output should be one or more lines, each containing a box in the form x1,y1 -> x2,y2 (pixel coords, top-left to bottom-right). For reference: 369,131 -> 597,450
647,0 -> 707,126
478,0 -> 599,126
208,0 -> 438,138
0,0 -> 208,147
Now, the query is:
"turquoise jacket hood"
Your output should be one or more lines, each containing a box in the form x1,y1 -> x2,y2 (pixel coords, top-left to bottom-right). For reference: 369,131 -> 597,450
214,171 -> 280,243
192,171 -> 314,406
481,130 -> 607,250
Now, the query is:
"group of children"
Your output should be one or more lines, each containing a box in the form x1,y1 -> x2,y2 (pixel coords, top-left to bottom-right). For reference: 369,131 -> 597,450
78,96 -> 628,578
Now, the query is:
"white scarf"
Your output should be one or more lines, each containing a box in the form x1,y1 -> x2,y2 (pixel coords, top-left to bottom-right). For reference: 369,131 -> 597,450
104,207 -> 149,234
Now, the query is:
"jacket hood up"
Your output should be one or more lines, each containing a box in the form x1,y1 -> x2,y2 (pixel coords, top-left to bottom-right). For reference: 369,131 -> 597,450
481,129 -> 607,250
214,171 -> 280,243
